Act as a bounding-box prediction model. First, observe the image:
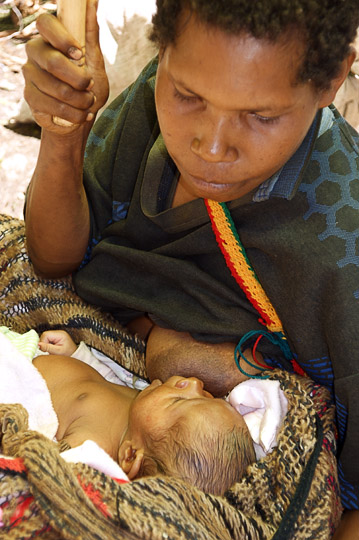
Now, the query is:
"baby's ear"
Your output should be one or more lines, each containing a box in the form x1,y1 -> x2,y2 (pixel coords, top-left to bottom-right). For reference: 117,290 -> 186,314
118,440 -> 144,480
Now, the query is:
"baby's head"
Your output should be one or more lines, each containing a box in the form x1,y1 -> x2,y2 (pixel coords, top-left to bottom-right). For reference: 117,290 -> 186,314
151,0 -> 359,91
118,377 -> 255,495
138,411 -> 255,496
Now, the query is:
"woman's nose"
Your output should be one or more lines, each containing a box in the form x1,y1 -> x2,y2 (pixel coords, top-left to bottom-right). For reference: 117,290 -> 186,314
190,116 -> 238,163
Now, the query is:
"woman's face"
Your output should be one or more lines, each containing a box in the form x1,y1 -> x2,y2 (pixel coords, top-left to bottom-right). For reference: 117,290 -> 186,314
155,13 -> 330,204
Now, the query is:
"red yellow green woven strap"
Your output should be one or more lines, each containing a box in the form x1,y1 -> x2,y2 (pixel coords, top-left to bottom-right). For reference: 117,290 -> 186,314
205,198 -> 284,334
205,199 -> 308,377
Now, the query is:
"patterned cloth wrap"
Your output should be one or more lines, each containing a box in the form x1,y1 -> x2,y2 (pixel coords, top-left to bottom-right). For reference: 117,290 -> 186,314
0,214 -> 342,539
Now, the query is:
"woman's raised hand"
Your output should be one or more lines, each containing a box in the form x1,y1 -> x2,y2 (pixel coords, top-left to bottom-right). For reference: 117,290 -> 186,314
22,0 -> 109,133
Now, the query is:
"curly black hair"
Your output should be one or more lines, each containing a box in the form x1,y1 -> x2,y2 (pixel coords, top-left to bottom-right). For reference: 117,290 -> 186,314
150,0 -> 359,90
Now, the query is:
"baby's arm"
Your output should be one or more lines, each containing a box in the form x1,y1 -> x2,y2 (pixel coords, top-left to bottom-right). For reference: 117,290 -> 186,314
39,330 -> 77,356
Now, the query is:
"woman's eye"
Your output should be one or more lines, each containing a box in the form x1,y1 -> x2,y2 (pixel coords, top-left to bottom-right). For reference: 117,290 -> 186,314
173,88 -> 198,103
251,112 -> 280,125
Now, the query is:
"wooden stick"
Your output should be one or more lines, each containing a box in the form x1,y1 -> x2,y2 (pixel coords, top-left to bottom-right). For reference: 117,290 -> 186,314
53,0 -> 87,127
57,0 -> 87,49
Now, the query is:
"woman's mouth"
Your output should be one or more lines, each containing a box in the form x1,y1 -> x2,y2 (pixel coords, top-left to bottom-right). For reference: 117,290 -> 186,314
188,173 -> 234,195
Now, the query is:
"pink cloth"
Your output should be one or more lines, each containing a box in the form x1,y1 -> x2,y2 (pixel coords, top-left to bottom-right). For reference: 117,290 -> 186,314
227,379 -> 288,459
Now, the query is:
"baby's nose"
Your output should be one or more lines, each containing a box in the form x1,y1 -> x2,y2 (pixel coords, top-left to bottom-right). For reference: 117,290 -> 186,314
176,377 -> 202,388
176,377 -> 213,397
187,377 -> 204,391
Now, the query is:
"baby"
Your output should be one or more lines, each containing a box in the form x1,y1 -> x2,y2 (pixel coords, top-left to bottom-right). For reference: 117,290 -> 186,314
33,329 -> 256,496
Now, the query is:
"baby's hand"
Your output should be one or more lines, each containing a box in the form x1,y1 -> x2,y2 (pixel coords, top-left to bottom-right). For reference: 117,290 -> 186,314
39,330 -> 77,356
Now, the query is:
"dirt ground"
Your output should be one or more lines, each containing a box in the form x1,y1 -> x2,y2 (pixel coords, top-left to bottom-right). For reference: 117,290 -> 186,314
0,36 -> 40,219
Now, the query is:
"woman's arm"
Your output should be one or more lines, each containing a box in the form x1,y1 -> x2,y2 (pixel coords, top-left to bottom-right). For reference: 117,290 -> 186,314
23,3 -> 109,276
25,128 -> 91,276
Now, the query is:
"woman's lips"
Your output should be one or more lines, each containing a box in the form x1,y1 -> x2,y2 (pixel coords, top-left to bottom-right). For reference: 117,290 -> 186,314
188,173 -> 233,193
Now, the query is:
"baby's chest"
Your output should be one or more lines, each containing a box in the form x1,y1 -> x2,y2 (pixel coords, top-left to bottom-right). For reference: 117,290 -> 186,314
58,394 -> 113,448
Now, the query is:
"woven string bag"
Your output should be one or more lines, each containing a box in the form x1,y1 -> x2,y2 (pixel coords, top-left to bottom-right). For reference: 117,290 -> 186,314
0,214 -> 341,539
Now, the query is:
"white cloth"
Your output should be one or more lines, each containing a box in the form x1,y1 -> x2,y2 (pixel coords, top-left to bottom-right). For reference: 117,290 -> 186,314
227,379 -> 288,459
0,329 -> 128,480
73,342 -> 149,390
0,331 -> 58,439
61,440 -> 128,481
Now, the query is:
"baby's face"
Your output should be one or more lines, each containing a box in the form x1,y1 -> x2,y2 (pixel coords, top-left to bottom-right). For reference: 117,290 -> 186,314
128,376 -> 246,439
155,12 -> 332,203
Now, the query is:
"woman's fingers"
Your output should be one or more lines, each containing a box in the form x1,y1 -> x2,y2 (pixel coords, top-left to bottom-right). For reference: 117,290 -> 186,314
24,83 -> 92,125
23,60 -> 93,106
36,12 -> 84,59
25,38 -> 91,91
86,0 -> 100,49
22,7 -> 107,130
23,36 -> 94,129
84,0 -> 109,110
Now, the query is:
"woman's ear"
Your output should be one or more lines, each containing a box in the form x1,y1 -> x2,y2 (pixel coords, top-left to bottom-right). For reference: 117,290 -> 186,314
318,47 -> 357,108
118,440 -> 144,480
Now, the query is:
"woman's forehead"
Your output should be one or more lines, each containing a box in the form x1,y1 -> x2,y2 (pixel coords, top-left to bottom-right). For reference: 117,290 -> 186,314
164,19 -> 309,109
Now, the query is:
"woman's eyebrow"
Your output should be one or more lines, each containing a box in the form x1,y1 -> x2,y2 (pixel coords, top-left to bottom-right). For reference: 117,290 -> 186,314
169,73 -> 201,96
169,72 -> 293,114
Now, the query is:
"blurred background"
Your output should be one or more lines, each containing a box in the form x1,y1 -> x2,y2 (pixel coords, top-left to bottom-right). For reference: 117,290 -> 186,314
0,0 -> 358,219
0,0 -> 157,218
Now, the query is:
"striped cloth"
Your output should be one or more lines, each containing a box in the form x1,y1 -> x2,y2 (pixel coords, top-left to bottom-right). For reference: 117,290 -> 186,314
0,326 -> 39,360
